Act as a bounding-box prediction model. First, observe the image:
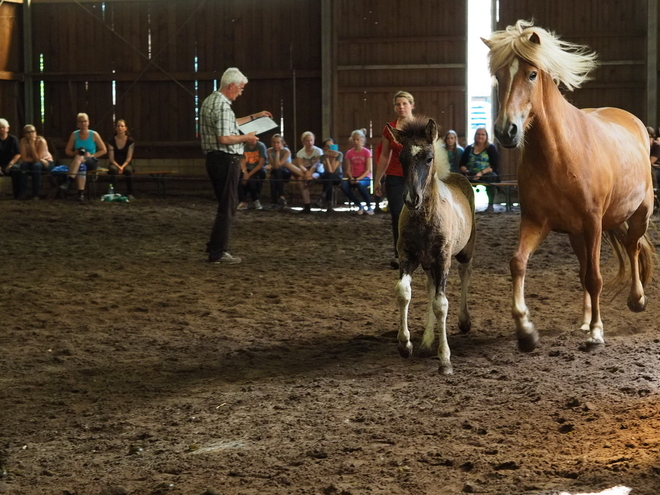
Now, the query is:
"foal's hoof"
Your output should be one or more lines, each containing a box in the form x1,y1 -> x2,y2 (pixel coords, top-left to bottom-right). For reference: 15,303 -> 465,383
398,342 -> 413,358
458,318 -> 471,334
627,295 -> 647,313
517,333 -> 539,353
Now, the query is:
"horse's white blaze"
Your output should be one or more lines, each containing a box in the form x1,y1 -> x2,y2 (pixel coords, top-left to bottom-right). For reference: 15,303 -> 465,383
410,144 -> 423,157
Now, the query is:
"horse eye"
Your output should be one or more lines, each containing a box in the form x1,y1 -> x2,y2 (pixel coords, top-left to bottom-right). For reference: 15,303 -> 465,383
529,71 -> 537,81
426,156 -> 433,165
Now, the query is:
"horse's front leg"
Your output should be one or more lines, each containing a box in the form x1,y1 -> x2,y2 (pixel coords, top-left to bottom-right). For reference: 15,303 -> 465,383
568,234 -> 592,332
582,222 -> 604,346
395,270 -> 414,358
511,219 -> 549,352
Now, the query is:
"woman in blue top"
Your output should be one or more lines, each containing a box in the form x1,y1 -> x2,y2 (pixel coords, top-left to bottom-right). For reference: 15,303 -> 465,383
62,113 -> 107,201
459,127 -> 500,212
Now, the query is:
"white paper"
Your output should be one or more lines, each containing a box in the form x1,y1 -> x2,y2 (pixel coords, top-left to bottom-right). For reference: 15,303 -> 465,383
239,116 -> 278,135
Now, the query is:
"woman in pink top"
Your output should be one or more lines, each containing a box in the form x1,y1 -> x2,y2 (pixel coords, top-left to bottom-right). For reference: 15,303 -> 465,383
341,128 -> 373,215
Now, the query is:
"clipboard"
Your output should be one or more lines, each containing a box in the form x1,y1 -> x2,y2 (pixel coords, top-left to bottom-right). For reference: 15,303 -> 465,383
239,116 -> 278,135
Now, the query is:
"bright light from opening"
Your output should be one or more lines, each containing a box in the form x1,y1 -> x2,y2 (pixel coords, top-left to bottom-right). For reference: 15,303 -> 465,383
559,487 -> 631,495
467,0 -> 493,135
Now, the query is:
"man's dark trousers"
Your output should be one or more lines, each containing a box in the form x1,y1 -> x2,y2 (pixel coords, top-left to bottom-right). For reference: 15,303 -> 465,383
206,150 -> 241,259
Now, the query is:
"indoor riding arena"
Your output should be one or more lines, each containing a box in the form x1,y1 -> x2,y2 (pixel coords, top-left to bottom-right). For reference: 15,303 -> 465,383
1,1 -> 660,495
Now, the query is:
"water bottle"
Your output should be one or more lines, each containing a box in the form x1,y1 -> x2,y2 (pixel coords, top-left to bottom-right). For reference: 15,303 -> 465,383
108,183 -> 114,195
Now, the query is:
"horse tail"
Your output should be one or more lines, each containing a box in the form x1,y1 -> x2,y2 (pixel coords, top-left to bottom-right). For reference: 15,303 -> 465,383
603,222 -> 656,297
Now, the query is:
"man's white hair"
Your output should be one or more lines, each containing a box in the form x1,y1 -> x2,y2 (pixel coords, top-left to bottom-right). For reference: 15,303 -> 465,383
0,118 -> 9,127
220,68 -> 248,89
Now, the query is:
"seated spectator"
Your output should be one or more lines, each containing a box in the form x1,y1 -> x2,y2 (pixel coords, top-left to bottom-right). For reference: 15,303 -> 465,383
459,127 -> 500,212
316,137 -> 343,212
444,130 -> 464,173
238,140 -> 268,210
62,113 -> 107,201
19,125 -> 54,200
341,128 -> 374,215
107,119 -> 135,199
0,118 -> 22,199
286,131 -> 322,213
266,134 -> 292,210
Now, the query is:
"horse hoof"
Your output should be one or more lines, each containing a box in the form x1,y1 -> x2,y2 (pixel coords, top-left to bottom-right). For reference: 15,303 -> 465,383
438,363 -> 453,375
458,318 -> 471,334
579,340 -> 604,353
398,342 -> 413,358
627,295 -> 647,313
517,333 -> 539,353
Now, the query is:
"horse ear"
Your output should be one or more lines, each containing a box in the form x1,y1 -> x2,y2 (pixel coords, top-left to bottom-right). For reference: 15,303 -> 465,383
529,32 -> 541,45
425,119 -> 438,143
481,37 -> 492,48
387,123 -> 403,145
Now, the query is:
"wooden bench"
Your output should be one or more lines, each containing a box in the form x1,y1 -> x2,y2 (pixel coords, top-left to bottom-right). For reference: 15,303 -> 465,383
472,179 -> 518,212
87,169 -> 175,199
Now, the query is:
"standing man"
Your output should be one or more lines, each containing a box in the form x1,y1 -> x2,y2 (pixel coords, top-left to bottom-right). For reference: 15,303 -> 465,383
0,119 -> 22,199
200,67 -> 272,264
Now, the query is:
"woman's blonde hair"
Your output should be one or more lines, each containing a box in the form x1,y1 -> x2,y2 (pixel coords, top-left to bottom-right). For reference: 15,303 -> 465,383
393,91 -> 415,106
271,133 -> 287,147
301,131 -> 315,143
77,112 -> 89,122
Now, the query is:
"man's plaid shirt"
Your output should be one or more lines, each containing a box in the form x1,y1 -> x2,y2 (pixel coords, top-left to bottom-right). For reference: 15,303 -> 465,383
200,91 -> 243,155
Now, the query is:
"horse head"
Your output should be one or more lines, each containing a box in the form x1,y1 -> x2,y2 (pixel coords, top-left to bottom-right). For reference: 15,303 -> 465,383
483,20 -> 598,149
388,118 -> 443,210
484,33 -> 543,149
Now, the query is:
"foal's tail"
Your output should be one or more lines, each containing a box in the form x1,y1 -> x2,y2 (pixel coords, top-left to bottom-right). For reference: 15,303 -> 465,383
603,222 -> 656,297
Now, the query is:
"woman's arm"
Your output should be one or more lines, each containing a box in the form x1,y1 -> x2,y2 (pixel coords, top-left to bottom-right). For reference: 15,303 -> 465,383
356,156 -> 373,181
65,132 -> 76,157
245,157 -> 265,179
374,137 -> 391,184
92,133 -> 107,158
122,142 -> 135,169
108,145 -> 118,167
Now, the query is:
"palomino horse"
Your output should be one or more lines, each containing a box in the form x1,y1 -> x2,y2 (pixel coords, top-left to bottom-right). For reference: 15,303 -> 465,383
389,117 -> 476,374
483,20 -> 655,351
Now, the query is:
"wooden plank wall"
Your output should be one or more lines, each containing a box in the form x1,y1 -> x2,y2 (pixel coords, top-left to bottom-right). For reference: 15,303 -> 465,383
0,1 -> 23,128
495,1 -> 648,177
30,0 -> 321,158
334,0 -> 467,151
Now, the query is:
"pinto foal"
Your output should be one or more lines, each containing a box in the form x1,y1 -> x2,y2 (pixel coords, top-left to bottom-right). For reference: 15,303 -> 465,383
389,118 -> 476,374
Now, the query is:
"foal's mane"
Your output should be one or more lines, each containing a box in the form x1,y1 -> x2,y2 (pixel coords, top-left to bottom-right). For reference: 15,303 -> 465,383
486,19 -> 598,91
398,117 -> 450,180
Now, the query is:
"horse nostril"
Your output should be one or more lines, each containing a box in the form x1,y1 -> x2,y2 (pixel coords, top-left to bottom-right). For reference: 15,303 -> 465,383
509,124 -> 518,139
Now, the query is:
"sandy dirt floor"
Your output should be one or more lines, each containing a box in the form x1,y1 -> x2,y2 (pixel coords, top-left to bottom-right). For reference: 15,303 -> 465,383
1,197 -> 660,495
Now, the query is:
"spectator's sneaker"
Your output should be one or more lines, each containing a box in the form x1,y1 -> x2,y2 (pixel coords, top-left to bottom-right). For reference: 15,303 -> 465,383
365,208 -> 374,215
357,207 -> 364,215
237,202 -> 249,210
278,197 -> 287,210
253,200 -> 263,210
209,252 -> 242,265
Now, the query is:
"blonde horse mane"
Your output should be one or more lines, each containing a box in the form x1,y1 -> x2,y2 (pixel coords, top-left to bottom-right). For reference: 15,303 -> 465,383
485,20 -> 598,91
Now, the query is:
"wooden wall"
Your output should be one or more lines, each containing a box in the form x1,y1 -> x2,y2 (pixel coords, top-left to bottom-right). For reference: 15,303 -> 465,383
30,0 -> 321,157
495,0 -> 649,176
333,0 -> 467,150
0,1 -> 23,129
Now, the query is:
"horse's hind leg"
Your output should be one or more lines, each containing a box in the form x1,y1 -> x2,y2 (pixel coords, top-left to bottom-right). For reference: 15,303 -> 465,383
625,209 -> 651,312
457,259 -> 473,333
395,273 -> 414,358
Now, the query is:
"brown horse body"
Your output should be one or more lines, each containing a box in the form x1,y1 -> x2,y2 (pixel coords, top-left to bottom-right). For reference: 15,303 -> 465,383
485,21 -> 655,351
390,118 -> 476,374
